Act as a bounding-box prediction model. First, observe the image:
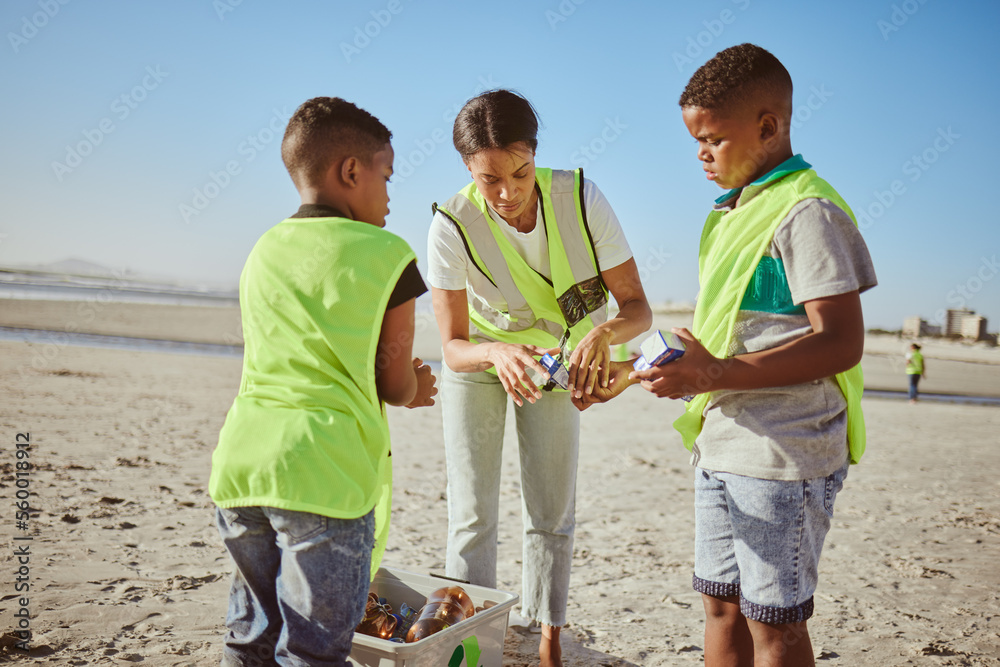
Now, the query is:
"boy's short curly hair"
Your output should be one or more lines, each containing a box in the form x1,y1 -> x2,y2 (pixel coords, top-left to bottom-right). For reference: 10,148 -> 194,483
679,43 -> 792,120
281,97 -> 392,189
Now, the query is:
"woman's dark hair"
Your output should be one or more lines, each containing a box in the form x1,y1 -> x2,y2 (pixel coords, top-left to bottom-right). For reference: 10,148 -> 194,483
452,89 -> 540,160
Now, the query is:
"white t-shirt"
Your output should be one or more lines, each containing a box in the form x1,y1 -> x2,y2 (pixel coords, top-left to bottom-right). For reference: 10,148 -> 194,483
427,178 -> 633,293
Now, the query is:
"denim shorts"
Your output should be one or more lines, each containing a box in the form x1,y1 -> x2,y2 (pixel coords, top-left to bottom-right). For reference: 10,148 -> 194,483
215,505 -> 374,666
692,462 -> 848,625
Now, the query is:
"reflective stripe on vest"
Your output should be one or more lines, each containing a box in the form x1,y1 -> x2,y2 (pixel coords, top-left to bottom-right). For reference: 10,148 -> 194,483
672,169 -> 868,464
434,168 -> 608,352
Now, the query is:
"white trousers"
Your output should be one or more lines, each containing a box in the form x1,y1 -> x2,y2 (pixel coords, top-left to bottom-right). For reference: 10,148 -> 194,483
441,366 -> 580,627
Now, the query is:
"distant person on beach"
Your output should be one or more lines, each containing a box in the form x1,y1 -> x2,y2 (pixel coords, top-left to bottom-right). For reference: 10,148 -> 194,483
208,97 -> 436,665
906,343 -> 925,403
581,44 -> 877,665
427,89 -> 651,667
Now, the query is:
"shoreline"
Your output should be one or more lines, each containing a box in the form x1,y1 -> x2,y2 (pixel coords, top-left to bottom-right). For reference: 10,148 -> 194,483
0,325 -> 245,358
8,320 -> 1000,403
3,298 -> 998,399
862,389 -> 1000,407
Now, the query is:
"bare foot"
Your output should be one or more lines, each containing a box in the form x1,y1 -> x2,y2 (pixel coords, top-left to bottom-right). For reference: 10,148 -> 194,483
539,624 -> 562,667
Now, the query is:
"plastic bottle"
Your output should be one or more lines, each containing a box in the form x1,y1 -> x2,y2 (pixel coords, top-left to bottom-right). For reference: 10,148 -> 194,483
404,586 -> 475,643
426,586 -> 476,618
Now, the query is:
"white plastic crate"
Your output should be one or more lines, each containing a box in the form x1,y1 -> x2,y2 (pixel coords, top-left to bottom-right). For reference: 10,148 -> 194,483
349,567 -> 518,667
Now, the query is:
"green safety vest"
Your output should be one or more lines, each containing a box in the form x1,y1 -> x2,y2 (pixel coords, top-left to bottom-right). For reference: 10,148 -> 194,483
434,168 -> 609,361
673,169 -> 868,464
209,216 -> 415,578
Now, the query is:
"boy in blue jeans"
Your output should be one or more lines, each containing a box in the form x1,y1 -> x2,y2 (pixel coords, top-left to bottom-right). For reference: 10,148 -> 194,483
209,97 -> 436,666
630,44 -> 877,665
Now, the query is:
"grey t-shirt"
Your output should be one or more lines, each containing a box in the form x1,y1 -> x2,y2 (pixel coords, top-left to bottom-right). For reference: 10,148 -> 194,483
691,197 -> 878,481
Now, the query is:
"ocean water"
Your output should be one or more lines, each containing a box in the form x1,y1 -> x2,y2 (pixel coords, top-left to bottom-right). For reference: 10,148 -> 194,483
0,271 -> 238,307
0,272 -> 241,356
0,272 -> 440,362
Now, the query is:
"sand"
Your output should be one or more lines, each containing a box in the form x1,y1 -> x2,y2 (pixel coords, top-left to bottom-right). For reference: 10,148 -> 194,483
1,299 -> 998,665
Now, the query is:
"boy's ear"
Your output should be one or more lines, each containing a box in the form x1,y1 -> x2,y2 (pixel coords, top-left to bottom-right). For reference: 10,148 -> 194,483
340,156 -> 361,189
758,111 -> 779,142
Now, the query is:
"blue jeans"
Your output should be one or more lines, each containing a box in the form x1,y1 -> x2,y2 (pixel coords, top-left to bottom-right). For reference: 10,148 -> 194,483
215,506 -> 374,666
441,366 -> 579,627
908,373 -> 921,400
692,462 -> 848,624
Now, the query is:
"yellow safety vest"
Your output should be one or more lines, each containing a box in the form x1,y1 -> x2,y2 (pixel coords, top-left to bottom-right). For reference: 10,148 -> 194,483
434,168 -> 608,361
209,216 -> 415,578
673,169 -> 867,464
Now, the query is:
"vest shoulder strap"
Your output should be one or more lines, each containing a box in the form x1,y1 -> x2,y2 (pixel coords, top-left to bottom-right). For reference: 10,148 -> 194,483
434,199 -> 497,288
436,191 -> 536,325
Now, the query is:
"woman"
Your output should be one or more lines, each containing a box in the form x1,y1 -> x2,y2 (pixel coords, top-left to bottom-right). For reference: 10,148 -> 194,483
906,342 -> 925,403
427,89 -> 651,666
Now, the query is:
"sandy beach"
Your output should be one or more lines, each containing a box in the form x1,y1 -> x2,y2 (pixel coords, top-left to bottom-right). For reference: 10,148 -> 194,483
1,299 -> 999,665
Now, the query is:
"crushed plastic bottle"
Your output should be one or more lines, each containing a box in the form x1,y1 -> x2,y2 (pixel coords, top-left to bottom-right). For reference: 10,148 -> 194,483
405,586 -> 476,643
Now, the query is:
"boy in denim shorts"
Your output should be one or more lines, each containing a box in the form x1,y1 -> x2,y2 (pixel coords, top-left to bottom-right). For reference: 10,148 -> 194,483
630,44 -> 877,665
209,97 -> 436,666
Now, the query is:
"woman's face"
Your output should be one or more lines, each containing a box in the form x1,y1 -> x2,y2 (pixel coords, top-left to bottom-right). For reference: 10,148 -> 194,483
465,142 -> 536,223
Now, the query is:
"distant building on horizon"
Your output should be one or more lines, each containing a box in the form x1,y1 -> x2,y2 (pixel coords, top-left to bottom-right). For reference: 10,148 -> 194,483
961,314 -> 988,341
902,316 -> 939,338
905,309 -> 988,341
944,308 -> 975,336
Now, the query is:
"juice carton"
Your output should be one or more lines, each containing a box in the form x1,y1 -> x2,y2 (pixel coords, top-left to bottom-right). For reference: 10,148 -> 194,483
633,330 -> 686,371
632,330 -> 693,402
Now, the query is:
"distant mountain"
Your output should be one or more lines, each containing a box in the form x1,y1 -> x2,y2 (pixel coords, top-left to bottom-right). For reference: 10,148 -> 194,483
33,258 -> 127,278
0,258 -> 236,293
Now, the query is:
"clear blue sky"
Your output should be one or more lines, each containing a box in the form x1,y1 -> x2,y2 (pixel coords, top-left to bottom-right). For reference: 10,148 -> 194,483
2,0 -> 997,330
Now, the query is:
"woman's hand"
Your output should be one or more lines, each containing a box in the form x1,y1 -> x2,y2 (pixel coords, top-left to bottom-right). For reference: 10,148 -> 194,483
431,288 -> 561,406
566,326 -> 614,399
486,342 -> 559,407
566,257 -> 653,399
